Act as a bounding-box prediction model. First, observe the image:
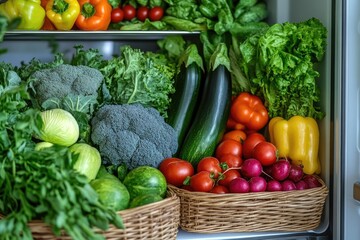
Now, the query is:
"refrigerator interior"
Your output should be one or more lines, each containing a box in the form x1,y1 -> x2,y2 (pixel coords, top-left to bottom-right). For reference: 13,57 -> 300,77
178,0 -> 333,239
0,0 -> 336,239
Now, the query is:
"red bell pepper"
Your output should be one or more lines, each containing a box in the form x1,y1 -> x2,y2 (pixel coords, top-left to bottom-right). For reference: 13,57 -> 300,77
230,92 -> 269,131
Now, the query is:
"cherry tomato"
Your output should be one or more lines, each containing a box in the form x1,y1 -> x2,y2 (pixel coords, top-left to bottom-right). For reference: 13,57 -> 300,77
197,157 -> 222,178
222,129 -> 247,143
210,185 -> 229,194
215,139 -> 242,159
252,141 -> 278,166
218,169 -> 241,187
242,132 -> 266,159
123,5 -> 136,21
218,154 -> 242,168
111,8 -> 124,23
159,157 -> 194,187
190,171 -> 214,192
136,6 -> 149,21
148,6 -> 164,21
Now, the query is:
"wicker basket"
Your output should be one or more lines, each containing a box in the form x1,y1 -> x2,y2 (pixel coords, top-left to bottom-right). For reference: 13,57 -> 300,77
2,191 -> 180,240
167,178 -> 328,233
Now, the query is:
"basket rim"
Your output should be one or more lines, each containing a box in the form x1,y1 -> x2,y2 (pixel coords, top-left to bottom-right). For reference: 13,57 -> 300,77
117,190 -> 179,215
0,190 -> 180,224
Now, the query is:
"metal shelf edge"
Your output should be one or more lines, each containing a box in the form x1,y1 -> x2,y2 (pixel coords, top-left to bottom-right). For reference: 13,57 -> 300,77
3,30 -> 201,41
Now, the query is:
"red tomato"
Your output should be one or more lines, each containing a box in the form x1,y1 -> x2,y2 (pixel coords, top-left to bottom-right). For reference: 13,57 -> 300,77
226,116 -> 246,130
215,139 -> 242,158
159,157 -> 194,187
218,154 -> 243,168
111,8 -> 124,23
210,185 -> 229,194
136,6 -> 149,21
242,132 -> 266,159
222,129 -> 247,143
123,5 -> 136,21
182,185 -> 193,191
197,157 -> 222,178
252,141 -> 278,166
190,171 -> 214,192
218,169 -> 241,187
148,6 -> 164,21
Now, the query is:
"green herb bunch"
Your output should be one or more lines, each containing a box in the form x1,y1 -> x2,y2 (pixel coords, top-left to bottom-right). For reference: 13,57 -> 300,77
0,67 -> 123,239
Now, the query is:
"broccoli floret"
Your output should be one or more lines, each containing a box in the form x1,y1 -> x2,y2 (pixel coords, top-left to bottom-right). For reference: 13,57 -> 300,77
91,103 -> 178,170
29,64 -> 104,108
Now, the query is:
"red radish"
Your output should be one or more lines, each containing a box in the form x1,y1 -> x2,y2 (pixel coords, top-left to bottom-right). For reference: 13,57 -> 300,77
266,180 -> 282,191
303,175 -> 322,188
281,180 -> 297,191
249,176 -> 267,192
240,158 -> 263,178
295,180 -> 309,190
228,177 -> 250,193
271,159 -> 291,181
288,164 -> 304,183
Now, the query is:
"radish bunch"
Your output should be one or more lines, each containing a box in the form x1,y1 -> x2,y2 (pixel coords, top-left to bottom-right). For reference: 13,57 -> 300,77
226,158 -> 322,193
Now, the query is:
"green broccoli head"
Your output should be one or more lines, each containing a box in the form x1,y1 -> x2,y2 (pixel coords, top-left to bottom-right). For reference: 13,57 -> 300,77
90,103 -> 178,170
29,64 -> 104,108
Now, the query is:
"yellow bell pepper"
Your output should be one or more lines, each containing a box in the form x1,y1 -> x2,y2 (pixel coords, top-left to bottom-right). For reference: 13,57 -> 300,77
268,116 -> 321,175
0,0 -> 45,30
45,0 -> 80,30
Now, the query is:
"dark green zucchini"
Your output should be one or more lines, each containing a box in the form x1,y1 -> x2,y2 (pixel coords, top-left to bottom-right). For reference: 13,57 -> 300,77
166,62 -> 203,151
178,64 -> 232,167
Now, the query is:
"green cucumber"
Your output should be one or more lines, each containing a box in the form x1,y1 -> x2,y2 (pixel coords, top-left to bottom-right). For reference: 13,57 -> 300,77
178,64 -> 232,167
166,62 -> 203,150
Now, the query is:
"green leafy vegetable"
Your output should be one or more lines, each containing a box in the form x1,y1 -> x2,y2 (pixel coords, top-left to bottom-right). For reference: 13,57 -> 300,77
70,143 -> 102,181
161,16 -> 207,32
101,45 -> 176,117
233,18 -> 327,119
164,0 -> 203,21
0,68 -> 123,239
37,108 -> 80,147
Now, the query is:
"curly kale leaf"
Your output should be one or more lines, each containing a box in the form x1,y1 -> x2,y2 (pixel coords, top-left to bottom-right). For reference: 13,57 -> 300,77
101,45 -> 176,118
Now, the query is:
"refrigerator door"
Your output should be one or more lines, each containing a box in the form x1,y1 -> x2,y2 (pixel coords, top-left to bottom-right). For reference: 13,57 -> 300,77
338,0 -> 360,239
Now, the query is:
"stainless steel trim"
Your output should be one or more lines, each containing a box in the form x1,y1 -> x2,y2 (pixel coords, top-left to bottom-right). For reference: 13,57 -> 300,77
4,31 -> 201,40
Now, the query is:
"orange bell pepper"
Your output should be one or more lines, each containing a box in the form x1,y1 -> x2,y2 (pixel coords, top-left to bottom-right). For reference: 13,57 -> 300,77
75,0 -> 112,31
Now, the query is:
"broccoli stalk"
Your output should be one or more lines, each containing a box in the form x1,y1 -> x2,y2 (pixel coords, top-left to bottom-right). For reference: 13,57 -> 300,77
90,104 -> 178,170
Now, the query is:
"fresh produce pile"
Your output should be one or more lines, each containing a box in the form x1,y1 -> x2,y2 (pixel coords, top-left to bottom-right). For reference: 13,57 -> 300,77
0,1 -> 329,238
0,0 -> 268,32
159,92 -> 324,194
